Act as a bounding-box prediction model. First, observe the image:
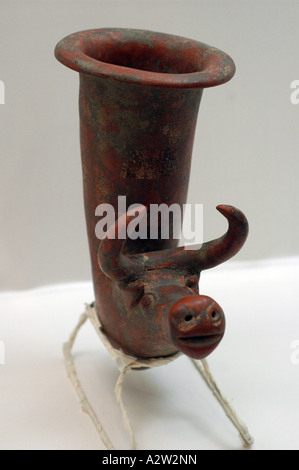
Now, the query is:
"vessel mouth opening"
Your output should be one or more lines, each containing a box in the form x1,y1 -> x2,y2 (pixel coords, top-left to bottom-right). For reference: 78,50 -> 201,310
55,28 -> 236,88
84,41 -> 202,75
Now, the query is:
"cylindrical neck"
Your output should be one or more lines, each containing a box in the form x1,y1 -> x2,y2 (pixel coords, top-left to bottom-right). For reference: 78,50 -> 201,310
79,73 -> 203,257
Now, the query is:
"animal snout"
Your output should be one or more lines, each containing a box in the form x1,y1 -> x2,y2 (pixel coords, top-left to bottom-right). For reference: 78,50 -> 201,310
168,295 -> 225,359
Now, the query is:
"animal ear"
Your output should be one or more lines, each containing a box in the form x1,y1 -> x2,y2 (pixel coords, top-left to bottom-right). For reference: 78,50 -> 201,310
185,276 -> 199,293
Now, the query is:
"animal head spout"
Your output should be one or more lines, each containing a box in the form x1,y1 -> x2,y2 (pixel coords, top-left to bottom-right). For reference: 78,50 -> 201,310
98,204 -> 248,359
168,295 -> 225,359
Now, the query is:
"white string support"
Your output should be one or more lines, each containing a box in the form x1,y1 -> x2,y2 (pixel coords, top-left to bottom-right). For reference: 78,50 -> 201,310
63,312 -> 115,450
114,365 -> 136,450
63,304 -> 254,450
190,358 -> 254,448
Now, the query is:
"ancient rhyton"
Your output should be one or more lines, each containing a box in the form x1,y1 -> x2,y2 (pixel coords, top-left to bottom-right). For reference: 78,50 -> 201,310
55,28 -> 248,360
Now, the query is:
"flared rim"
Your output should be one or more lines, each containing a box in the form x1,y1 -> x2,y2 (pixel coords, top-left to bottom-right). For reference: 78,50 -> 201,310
54,28 -> 235,88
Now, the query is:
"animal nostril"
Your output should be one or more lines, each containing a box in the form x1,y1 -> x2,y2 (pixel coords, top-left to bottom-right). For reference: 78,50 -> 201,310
211,309 -> 222,322
185,314 -> 193,322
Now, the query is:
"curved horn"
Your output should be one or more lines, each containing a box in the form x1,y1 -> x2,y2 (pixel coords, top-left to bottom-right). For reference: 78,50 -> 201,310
194,204 -> 249,270
143,205 -> 248,272
98,205 -> 147,281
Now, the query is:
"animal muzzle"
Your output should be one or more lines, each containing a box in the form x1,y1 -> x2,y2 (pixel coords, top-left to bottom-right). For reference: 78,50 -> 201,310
168,295 -> 225,359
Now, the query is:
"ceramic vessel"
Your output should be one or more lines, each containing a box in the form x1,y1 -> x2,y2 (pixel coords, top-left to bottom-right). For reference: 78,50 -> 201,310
55,28 -> 248,360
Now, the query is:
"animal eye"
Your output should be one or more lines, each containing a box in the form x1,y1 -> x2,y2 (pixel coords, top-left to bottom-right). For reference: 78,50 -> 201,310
131,287 -> 145,308
186,277 -> 198,288
140,293 -> 155,309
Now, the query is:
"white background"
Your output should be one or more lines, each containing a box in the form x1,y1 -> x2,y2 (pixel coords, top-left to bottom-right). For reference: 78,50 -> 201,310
1,0 -> 298,290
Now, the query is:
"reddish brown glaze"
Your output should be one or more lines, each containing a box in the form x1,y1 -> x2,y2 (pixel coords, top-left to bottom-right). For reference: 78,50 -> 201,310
54,28 -> 235,88
169,296 -> 225,360
98,204 -> 247,358
54,28 -> 246,359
